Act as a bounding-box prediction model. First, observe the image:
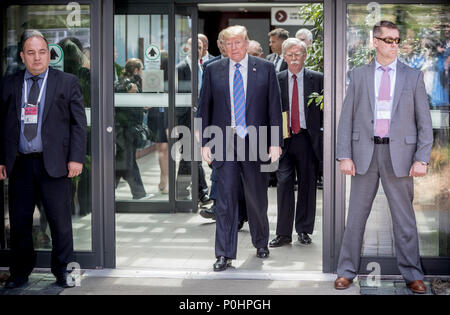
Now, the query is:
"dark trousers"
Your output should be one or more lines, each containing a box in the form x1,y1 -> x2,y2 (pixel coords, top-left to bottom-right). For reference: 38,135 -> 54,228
215,136 -> 270,259
276,132 -> 318,236
115,158 -> 146,199
210,166 -> 248,221
8,154 -> 73,279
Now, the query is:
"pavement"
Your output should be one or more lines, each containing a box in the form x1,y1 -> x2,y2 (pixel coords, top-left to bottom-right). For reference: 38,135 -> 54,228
1,269 -> 449,295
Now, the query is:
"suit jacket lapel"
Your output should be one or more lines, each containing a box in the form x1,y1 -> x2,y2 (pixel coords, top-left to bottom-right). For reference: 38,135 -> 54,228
391,61 -> 406,116
245,55 -> 256,114
42,67 -> 57,124
303,69 -> 313,122
365,60 -> 376,114
15,70 -> 25,121
279,71 -> 289,112
220,59 -> 231,116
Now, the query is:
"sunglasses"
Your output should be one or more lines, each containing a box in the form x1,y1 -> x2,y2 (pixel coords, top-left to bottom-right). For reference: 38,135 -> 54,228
375,37 -> 401,45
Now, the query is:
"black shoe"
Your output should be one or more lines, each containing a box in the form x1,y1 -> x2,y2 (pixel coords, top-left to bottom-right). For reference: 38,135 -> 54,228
237,219 -> 247,231
4,276 -> 29,289
213,256 -> 232,272
199,194 -> 213,206
298,233 -> 312,245
256,247 -> 270,258
269,235 -> 292,247
200,206 -> 216,220
55,272 -> 76,288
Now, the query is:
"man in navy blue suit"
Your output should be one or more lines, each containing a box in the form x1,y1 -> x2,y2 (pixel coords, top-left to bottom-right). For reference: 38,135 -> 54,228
198,25 -> 282,271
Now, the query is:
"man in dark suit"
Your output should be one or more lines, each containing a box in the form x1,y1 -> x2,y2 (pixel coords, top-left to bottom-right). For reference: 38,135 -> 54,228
199,25 -> 282,271
269,38 -> 323,248
0,31 -> 87,289
266,28 -> 289,73
199,31 -> 248,230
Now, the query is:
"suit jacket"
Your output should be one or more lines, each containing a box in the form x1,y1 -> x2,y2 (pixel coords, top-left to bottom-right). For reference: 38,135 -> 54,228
176,59 -> 192,93
337,60 -> 433,177
0,67 -> 87,178
277,69 -> 323,163
198,55 -> 282,168
266,53 -> 288,72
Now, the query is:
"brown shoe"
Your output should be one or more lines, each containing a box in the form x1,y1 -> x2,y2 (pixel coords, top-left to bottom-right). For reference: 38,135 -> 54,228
334,277 -> 353,290
407,280 -> 427,294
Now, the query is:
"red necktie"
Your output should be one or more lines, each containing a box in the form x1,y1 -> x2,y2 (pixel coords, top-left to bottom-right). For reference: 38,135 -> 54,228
291,74 -> 300,134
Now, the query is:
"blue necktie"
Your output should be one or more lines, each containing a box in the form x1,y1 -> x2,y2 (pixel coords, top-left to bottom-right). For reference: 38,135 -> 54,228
233,63 -> 247,138
198,66 -> 202,92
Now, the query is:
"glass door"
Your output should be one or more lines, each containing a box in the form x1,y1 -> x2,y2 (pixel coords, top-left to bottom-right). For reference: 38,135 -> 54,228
0,0 -> 103,269
113,2 -> 199,214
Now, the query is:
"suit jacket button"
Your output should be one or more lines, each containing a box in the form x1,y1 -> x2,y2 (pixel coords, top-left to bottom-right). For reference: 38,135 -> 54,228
371,120 -> 374,124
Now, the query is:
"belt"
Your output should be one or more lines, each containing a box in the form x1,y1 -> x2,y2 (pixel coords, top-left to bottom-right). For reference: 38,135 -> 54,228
17,152 -> 43,158
374,136 -> 389,144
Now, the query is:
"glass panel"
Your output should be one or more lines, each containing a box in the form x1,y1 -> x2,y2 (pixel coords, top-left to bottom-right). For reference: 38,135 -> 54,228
175,14 -> 194,201
114,14 -> 170,202
345,3 -> 450,257
1,4 -> 92,251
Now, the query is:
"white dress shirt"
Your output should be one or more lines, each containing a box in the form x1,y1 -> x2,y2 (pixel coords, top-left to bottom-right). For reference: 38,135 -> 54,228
229,53 -> 249,127
288,68 -> 307,129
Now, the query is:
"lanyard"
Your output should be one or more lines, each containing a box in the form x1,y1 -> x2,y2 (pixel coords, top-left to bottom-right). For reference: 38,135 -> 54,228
24,69 -> 49,106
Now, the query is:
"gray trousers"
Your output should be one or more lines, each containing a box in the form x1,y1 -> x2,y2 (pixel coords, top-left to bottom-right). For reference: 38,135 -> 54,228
337,144 -> 424,283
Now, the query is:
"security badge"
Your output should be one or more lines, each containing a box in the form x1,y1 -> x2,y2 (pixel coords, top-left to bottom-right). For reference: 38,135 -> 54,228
22,104 -> 39,124
21,70 -> 49,125
376,100 -> 392,120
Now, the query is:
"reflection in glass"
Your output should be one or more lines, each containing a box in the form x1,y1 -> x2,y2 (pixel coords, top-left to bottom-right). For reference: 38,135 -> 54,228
345,3 -> 450,257
1,5 -> 92,251
114,15 -> 170,202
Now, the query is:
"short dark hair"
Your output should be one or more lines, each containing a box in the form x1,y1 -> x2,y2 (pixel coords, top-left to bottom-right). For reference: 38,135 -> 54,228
373,21 -> 398,37
20,29 -> 49,52
268,28 -> 289,40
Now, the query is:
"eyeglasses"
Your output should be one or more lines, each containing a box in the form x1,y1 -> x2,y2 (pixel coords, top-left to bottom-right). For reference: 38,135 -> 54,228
375,37 -> 401,45
284,52 -> 305,58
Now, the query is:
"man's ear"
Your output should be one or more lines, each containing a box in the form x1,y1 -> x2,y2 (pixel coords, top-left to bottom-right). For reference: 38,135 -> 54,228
20,51 -> 25,63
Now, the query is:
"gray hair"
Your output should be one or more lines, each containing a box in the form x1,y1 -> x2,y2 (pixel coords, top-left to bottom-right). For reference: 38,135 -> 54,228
248,40 -> 263,55
20,29 -> 49,52
282,38 -> 307,56
295,28 -> 313,43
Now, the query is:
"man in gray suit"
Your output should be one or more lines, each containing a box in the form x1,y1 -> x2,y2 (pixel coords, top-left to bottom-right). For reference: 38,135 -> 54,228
335,21 -> 433,294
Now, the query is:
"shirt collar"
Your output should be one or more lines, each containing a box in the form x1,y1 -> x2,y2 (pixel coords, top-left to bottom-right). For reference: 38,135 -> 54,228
230,53 -> 249,70
24,68 -> 48,80
288,67 -> 304,79
375,57 -> 397,72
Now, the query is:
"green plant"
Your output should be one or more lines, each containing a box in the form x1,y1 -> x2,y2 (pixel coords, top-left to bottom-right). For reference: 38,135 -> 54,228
298,4 -> 323,73
298,4 -> 324,110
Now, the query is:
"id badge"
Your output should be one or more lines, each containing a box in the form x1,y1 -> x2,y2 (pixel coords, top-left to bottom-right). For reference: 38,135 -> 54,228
376,100 -> 391,120
23,104 -> 38,124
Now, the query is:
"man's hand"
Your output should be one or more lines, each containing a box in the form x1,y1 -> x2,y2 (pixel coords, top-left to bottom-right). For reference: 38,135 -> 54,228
68,161 -> 83,178
0,165 -> 7,180
269,146 -> 282,163
409,161 -> 427,177
201,147 -> 212,165
339,159 -> 356,176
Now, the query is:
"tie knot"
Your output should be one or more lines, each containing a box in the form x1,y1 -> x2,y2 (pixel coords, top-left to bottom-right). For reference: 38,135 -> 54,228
235,63 -> 241,70
292,74 -> 297,80
30,76 -> 40,82
380,66 -> 390,72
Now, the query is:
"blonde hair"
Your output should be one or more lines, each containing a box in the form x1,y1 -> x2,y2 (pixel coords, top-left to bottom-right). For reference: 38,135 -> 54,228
222,25 -> 249,41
